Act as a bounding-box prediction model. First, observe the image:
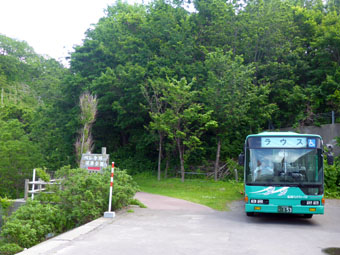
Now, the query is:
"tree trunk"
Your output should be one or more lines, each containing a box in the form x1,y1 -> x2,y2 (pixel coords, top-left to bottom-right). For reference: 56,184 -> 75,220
80,124 -> 87,156
157,133 -> 163,181
177,138 -> 185,182
214,138 -> 221,181
165,157 -> 169,179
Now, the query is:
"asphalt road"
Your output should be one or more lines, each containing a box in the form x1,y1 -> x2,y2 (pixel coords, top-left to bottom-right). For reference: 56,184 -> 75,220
20,192 -> 340,255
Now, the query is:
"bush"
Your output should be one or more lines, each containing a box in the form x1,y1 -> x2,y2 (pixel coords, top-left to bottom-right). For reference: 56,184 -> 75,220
0,243 -> 23,255
1,200 -> 65,248
55,167 -> 109,229
55,166 -> 139,229
324,160 -> 340,198
0,165 -> 139,248
109,169 -> 140,209
0,196 -> 13,216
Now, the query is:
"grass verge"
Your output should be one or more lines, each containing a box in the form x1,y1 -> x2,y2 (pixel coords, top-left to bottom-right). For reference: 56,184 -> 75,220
133,174 -> 244,211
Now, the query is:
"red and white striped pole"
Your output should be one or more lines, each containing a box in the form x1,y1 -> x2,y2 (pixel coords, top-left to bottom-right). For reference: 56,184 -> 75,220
108,162 -> 114,212
104,162 -> 116,218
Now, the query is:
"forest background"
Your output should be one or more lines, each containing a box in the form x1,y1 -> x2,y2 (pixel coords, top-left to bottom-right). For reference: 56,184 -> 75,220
0,0 -> 340,198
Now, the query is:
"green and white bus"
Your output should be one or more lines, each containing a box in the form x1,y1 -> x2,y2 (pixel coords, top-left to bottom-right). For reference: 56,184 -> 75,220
239,132 -> 333,218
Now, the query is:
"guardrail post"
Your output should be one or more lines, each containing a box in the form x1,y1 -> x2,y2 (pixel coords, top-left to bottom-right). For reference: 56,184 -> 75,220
38,178 -> 42,193
31,169 -> 36,200
234,169 -> 238,182
24,179 -> 29,200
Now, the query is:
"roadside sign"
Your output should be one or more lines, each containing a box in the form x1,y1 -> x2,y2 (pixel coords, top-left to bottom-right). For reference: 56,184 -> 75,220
80,147 -> 109,173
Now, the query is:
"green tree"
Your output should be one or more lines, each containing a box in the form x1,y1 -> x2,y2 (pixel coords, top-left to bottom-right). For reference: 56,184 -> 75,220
69,1 -> 197,172
156,78 -> 216,182
310,11 -> 340,114
0,34 -> 73,171
192,0 -> 237,53
203,49 -> 274,180
0,118 -> 43,198
141,78 -> 169,181
62,0 -> 340,177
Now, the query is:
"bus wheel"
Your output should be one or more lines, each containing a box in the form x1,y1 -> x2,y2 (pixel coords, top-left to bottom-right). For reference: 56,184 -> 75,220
246,212 -> 255,217
303,214 -> 313,219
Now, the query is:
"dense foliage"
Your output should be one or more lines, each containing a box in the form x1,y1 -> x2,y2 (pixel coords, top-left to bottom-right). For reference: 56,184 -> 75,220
67,0 -> 340,179
0,167 -> 138,250
1,200 -> 63,248
0,243 -> 23,255
0,35 -> 74,198
55,166 -> 138,229
324,160 -> 340,197
1,1 -> 338,252
1,0 -> 340,192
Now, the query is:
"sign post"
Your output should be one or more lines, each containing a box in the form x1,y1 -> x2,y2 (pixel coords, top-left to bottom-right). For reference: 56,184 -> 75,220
104,162 -> 115,218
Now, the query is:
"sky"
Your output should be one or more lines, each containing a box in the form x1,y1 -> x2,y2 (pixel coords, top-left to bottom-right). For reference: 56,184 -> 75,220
0,0 -> 146,65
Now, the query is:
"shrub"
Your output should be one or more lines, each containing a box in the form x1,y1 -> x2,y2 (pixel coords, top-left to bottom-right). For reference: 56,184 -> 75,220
55,166 -> 139,229
56,167 -> 108,229
108,169 -> 140,209
0,243 -> 23,255
324,160 -> 340,198
0,165 -> 139,248
0,196 -> 13,216
35,168 -> 50,182
1,200 -> 64,248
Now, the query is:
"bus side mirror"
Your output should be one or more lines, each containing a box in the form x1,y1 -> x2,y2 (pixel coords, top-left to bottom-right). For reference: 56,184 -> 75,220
327,153 -> 334,165
238,152 -> 244,166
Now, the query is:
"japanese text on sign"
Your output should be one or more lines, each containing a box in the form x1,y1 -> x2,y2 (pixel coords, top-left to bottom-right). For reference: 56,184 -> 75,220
82,155 -> 107,167
261,137 -> 307,148
80,148 -> 109,173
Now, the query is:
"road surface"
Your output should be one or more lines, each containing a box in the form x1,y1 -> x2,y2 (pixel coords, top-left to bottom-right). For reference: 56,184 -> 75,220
19,192 -> 340,255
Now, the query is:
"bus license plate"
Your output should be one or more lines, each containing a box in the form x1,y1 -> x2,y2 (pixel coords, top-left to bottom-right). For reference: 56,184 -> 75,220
278,206 -> 292,213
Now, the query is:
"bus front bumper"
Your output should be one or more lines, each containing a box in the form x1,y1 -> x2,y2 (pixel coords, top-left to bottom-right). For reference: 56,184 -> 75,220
245,204 -> 324,215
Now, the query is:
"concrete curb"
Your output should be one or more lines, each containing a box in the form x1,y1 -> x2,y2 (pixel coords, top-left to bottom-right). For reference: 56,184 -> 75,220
17,214 -> 119,255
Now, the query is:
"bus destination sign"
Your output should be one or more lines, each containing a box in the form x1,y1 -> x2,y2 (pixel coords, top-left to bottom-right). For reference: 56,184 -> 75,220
261,137 -> 308,148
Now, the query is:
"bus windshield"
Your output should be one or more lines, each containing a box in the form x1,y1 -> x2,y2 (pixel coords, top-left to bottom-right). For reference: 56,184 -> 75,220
245,148 -> 323,185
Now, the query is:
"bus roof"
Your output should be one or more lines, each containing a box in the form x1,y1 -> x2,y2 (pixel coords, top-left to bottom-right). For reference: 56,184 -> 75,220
246,131 -> 322,139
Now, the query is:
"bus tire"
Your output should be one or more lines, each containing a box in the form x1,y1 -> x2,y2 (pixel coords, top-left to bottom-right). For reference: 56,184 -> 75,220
303,214 -> 313,219
246,212 -> 255,217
